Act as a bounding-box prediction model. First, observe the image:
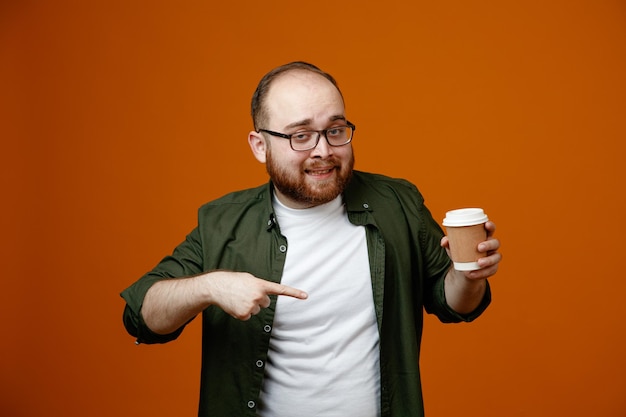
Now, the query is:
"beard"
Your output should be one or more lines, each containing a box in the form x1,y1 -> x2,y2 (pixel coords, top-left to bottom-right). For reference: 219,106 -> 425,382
266,148 -> 354,207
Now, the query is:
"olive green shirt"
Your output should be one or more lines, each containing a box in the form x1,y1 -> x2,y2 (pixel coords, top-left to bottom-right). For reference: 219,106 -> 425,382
121,170 -> 491,416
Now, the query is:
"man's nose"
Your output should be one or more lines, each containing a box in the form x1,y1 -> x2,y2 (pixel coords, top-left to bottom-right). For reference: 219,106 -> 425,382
310,133 -> 333,157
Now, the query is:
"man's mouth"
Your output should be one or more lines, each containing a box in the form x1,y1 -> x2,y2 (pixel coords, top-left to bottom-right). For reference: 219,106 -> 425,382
306,166 -> 336,176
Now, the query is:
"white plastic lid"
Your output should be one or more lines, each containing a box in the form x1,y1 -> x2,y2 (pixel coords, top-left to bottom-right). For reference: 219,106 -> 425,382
442,208 -> 488,227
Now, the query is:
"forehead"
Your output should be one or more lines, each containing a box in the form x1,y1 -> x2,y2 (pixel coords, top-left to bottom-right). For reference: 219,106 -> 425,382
264,70 -> 345,128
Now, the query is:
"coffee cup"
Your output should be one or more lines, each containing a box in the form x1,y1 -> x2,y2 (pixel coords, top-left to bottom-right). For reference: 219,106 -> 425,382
442,208 -> 489,271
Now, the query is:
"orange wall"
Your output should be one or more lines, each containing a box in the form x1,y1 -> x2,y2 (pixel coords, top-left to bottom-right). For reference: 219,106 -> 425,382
2,1 -> 625,416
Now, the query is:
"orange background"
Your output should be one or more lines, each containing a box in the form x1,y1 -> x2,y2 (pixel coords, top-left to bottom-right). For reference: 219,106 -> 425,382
2,1 -> 625,416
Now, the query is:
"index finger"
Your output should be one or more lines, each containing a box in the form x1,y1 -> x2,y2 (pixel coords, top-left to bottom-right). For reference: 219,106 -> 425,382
263,281 -> 308,299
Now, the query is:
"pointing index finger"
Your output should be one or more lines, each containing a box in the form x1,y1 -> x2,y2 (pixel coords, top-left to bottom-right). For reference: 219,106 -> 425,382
264,281 -> 308,299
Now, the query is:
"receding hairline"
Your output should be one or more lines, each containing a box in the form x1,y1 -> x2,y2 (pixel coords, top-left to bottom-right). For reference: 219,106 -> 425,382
251,61 -> 344,131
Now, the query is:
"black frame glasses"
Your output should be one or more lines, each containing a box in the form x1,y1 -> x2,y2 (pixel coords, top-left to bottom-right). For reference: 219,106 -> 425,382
258,121 -> 356,151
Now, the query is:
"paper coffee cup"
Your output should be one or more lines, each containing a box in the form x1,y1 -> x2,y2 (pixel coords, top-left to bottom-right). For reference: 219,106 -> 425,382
442,208 -> 489,271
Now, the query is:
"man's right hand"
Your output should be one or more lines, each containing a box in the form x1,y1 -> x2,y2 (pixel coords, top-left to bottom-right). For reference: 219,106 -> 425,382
206,271 -> 308,321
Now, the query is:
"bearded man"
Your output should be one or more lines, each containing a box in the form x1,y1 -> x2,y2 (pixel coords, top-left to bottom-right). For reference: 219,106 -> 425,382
121,61 -> 502,417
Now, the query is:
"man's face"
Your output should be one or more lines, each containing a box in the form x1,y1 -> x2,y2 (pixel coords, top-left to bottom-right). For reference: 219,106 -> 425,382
260,71 -> 354,209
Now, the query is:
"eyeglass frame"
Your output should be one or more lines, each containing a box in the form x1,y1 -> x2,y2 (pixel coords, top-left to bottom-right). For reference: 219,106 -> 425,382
257,121 -> 356,151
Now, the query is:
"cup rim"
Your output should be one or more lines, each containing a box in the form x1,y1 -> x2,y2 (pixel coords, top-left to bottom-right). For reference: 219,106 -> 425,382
442,208 -> 488,227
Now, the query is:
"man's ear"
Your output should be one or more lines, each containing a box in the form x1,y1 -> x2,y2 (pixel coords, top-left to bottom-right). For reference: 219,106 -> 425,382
248,131 -> 267,163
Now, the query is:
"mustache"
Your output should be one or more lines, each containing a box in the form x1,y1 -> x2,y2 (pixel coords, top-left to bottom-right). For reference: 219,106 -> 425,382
306,158 -> 340,169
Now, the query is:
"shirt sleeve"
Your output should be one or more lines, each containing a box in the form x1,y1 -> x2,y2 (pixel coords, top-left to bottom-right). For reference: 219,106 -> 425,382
428,275 -> 492,323
120,226 -> 205,344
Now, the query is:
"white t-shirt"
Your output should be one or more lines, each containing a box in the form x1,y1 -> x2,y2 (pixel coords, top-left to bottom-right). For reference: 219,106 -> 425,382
257,195 -> 380,417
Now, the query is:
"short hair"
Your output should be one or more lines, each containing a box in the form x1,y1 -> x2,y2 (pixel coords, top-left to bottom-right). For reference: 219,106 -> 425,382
251,61 -> 343,131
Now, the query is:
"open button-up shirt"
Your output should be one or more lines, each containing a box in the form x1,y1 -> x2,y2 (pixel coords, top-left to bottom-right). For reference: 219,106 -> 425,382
121,170 -> 491,417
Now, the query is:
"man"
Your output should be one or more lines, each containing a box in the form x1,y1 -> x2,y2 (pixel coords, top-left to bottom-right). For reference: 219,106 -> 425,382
121,61 -> 501,416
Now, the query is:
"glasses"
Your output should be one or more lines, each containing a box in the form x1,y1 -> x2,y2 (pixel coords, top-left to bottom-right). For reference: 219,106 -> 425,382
258,121 -> 356,151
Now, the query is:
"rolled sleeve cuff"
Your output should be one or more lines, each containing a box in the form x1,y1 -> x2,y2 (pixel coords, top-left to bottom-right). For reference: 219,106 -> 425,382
435,278 -> 492,323
120,277 -> 185,344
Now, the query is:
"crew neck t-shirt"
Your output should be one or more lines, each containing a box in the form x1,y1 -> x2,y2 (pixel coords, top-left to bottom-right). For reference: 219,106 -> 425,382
257,195 -> 381,416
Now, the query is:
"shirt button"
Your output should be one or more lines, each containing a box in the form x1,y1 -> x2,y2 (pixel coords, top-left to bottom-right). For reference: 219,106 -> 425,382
279,244 -> 287,252
363,203 -> 369,209
247,400 -> 255,409
256,360 -> 264,367
264,325 -> 272,333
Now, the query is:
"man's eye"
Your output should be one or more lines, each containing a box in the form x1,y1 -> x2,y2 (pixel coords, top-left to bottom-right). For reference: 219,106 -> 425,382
327,127 -> 345,137
292,132 -> 313,141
